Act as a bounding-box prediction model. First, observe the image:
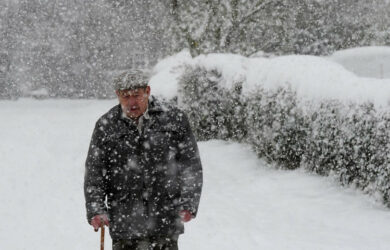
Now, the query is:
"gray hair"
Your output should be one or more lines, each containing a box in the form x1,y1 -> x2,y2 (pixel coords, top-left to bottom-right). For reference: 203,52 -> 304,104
113,70 -> 149,90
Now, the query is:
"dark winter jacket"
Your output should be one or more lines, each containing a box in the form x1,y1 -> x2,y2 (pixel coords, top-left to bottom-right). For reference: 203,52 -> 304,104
84,96 -> 203,240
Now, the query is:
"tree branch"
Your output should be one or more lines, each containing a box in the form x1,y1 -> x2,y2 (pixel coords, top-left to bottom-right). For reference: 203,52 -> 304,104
240,0 -> 268,24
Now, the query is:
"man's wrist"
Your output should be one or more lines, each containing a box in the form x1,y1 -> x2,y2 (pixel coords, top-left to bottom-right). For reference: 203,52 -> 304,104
180,210 -> 193,222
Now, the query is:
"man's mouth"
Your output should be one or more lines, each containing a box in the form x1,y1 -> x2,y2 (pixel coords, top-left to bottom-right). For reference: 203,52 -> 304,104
128,105 -> 139,111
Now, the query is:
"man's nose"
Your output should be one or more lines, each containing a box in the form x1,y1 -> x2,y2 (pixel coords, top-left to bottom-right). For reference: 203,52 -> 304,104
128,97 -> 138,106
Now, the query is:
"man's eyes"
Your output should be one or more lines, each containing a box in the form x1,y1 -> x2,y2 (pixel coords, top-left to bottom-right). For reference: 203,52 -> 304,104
122,94 -> 140,98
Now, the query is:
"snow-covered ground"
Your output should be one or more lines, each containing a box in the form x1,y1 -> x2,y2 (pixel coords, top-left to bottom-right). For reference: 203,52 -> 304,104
328,46 -> 390,79
2,99 -> 390,250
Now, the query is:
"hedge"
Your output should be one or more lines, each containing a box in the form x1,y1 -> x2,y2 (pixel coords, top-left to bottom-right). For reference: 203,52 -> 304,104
176,65 -> 390,206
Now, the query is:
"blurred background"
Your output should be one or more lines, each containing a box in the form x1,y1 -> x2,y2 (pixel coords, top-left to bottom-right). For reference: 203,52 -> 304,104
1,0 -> 389,99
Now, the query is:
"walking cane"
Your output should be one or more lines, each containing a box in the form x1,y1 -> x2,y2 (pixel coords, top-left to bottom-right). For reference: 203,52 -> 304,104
100,223 -> 105,250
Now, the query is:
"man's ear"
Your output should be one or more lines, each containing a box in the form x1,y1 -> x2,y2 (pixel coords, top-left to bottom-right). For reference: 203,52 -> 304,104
115,90 -> 120,97
145,86 -> 151,96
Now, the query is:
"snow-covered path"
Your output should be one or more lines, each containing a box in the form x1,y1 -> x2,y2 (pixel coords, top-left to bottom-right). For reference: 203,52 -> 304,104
1,99 -> 390,250
185,141 -> 390,250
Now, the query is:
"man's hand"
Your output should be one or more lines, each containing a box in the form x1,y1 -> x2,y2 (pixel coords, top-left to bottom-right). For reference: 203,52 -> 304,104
179,210 -> 193,222
90,214 -> 109,232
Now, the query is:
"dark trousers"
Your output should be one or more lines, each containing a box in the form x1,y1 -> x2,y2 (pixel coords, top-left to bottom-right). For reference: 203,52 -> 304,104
112,236 -> 179,250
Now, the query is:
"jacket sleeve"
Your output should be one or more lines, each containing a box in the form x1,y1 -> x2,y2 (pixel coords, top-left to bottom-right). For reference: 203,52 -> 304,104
176,112 -> 203,218
84,120 -> 109,223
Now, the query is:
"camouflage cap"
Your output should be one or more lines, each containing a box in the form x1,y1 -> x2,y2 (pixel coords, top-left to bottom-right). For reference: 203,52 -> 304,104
113,70 -> 149,90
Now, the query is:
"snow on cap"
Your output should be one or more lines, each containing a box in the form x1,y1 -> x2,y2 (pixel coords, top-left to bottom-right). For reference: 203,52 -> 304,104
113,70 -> 149,90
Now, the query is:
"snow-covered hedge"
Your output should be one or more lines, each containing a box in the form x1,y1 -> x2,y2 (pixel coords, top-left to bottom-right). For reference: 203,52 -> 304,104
150,49 -> 390,206
303,102 -> 390,204
178,66 -> 246,141
245,87 -> 308,170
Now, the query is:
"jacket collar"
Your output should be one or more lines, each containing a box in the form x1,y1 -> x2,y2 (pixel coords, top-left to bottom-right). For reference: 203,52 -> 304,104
147,95 -> 164,113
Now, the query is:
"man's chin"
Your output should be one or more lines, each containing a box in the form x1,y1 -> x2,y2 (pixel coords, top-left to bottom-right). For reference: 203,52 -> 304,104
126,111 -> 140,119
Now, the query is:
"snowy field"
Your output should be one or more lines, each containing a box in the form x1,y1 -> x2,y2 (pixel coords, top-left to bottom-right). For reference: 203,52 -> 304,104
2,99 -> 390,250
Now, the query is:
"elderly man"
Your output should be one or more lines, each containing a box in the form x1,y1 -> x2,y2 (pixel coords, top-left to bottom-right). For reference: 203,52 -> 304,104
84,70 -> 203,250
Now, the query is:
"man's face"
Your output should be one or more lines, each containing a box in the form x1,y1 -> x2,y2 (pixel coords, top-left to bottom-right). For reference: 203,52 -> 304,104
116,86 -> 150,119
